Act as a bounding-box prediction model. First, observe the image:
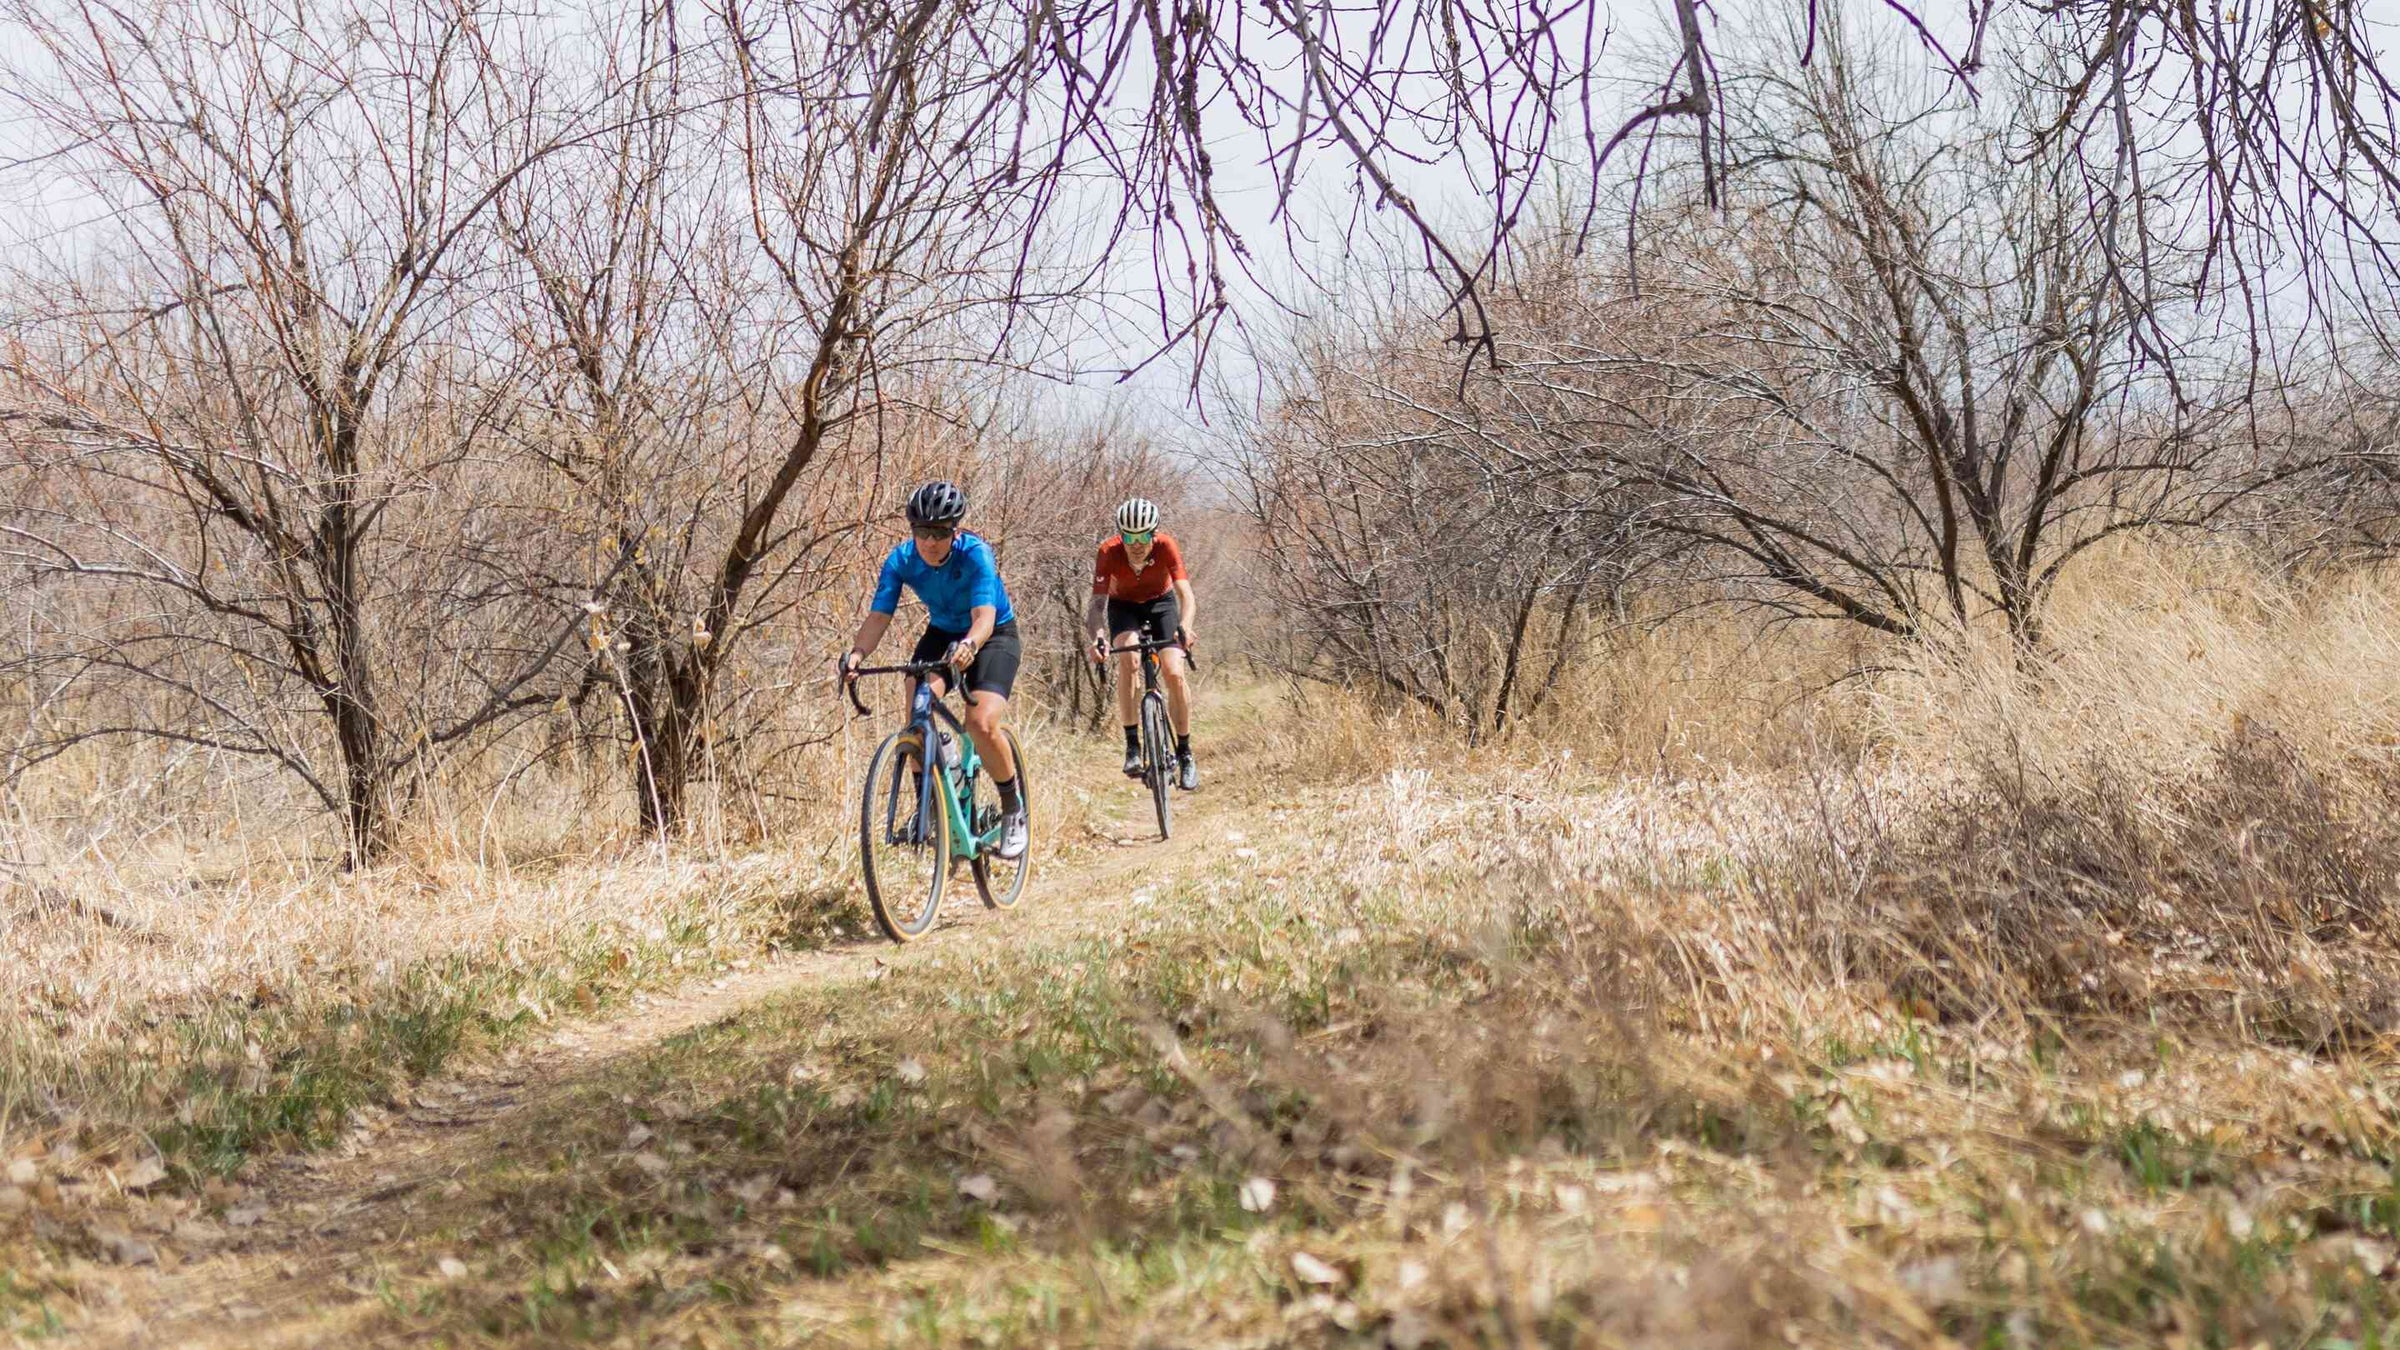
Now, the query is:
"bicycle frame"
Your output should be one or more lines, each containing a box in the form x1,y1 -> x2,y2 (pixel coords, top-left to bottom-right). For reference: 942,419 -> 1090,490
852,664 -> 1000,862
910,683 -> 991,863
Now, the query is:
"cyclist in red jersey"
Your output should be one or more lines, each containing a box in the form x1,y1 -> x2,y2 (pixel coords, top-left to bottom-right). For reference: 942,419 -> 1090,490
1085,498 -> 1199,789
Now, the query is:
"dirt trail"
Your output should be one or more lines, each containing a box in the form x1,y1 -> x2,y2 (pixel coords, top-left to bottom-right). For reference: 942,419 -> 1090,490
68,768 -> 1259,1348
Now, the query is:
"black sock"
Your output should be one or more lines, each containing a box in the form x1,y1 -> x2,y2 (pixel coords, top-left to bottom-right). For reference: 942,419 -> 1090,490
1123,725 -> 1140,754
996,775 -> 1021,813
1176,735 -> 1191,758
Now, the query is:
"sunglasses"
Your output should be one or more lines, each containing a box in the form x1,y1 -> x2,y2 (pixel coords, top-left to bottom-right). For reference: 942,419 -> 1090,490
912,525 -> 957,541
1122,530 -> 1155,546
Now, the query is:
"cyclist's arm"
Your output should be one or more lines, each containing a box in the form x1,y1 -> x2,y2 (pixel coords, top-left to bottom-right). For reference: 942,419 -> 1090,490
961,604 -> 997,654
853,550 -> 907,663
848,611 -> 894,662
1173,577 -> 1197,638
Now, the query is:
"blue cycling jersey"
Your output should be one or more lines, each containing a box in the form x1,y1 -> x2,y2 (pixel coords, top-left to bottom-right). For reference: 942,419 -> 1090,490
869,532 -> 1016,632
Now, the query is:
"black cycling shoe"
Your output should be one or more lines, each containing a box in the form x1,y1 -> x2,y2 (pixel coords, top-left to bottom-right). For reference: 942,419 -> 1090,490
1177,754 -> 1199,791
1122,747 -> 1143,778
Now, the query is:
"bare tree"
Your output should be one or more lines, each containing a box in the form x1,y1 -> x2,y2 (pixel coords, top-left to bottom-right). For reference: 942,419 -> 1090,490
1485,32 -> 2327,653
1238,311 -> 1656,737
0,0 -> 593,859
485,8 -> 877,833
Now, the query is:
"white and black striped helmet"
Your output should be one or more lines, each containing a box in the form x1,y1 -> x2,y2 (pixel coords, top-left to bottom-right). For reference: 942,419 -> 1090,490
1115,498 -> 1160,534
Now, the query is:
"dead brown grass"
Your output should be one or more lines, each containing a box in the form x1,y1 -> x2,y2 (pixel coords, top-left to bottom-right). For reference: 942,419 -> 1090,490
6,543 -> 2400,1346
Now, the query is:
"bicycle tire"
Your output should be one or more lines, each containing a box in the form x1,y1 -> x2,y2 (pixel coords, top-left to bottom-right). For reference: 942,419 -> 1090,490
1142,693 -> 1172,840
860,730 -> 948,942
971,726 -> 1032,910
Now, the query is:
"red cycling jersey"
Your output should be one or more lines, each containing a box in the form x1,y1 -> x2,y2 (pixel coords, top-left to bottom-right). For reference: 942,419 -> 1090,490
1091,533 -> 1187,603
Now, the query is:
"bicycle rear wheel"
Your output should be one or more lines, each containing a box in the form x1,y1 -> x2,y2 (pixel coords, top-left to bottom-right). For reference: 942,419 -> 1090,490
860,731 -> 949,942
1141,694 -> 1172,840
971,727 -> 1032,910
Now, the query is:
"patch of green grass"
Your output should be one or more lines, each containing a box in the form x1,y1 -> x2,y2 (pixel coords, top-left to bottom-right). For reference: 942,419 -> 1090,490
0,1267 -> 67,1340
91,899 -> 818,1184
2114,1116 -> 2228,1193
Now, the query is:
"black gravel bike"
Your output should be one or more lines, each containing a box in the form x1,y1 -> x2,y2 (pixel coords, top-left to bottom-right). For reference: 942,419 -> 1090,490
1098,634 -> 1193,841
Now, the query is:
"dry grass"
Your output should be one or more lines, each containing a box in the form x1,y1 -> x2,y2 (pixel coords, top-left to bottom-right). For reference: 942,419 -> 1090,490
135,546 -> 2383,1348
7,543 -> 2400,1346
1879,542 -> 2400,775
0,714 -> 914,1209
1267,602 -> 1878,785
255,727 -> 2398,1347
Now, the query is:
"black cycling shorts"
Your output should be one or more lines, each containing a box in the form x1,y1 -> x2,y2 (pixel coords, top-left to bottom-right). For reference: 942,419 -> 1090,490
1105,594 -> 1182,644
909,619 -> 1021,699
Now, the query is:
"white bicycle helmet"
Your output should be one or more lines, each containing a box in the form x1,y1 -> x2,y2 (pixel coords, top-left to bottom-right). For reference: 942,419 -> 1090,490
1115,497 -> 1160,534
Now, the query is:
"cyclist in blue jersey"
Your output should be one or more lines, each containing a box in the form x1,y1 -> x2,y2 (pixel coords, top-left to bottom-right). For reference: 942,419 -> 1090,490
838,481 -> 1028,858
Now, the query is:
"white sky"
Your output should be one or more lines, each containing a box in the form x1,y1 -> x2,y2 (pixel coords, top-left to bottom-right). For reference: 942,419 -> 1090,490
10,0 -> 2400,453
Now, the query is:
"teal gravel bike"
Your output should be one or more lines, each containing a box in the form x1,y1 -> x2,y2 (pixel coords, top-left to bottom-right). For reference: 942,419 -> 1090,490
844,662 -> 1031,942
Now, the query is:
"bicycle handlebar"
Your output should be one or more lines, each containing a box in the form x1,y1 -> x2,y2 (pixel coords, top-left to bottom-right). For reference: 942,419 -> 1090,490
1094,634 -> 1195,662
1093,634 -> 1199,673
843,661 -> 978,718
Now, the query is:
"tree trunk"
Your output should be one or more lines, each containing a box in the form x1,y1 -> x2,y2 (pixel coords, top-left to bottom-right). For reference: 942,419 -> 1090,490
623,616 -> 705,834
320,481 -> 391,864
330,680 -> 387,865
1489,580 -> 1542,738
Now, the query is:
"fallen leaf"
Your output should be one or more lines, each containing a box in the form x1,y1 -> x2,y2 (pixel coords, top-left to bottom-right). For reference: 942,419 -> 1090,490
91,1227 -> 155,1266
1238,1176 -> 1277,1213
895,1058 -> 927,1085
957,1173 -> 999,1204
437,1256 -> 468,1280
5,1159 -> 35,1187
624,1124 -> 654,1149
172,1219 -> 225,1246
1897,1256 -> 1966,1306
1290,1251 -> 1345,1286
224,1205 -> 266,1229
118,1159 -> 168,1192
631,1152 -> 671,1176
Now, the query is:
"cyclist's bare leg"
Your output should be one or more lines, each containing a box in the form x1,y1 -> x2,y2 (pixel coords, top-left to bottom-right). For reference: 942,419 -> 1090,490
1109,630 -> 1144,728
1159,646 -> 1193,736
961,689 -> 1017,784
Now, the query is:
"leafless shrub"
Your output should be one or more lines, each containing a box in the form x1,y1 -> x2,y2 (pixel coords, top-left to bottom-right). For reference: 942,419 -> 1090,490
1236,299 -> 1671,740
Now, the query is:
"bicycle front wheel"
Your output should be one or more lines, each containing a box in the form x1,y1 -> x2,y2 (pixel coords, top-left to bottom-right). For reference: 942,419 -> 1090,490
860,730 -> 949,942
1142,694 -> 1173,841
971,727 -> 1032,910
